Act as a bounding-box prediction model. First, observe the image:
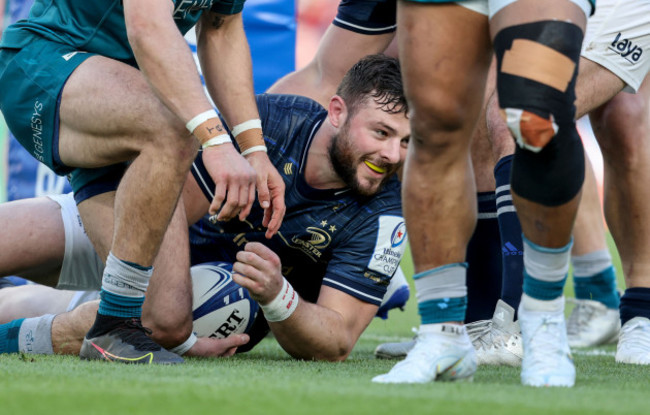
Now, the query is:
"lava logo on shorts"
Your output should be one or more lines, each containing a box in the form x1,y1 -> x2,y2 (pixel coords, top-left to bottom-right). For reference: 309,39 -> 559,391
609,32 -> 643,64
391,222 -> 406,248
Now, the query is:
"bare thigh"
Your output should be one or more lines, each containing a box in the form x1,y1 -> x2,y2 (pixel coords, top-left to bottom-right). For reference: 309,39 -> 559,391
576,57 -> 626,118
0,285 -> 75,323
398,2 -> 491,145
0,197 -> 64,286
57,56 -> 185,169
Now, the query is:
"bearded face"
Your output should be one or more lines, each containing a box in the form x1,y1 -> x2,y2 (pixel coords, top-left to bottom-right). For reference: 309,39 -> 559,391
328,115 -> 402,197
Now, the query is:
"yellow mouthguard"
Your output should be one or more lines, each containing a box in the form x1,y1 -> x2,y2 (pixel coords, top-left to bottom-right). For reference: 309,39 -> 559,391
364,160 -> 386,173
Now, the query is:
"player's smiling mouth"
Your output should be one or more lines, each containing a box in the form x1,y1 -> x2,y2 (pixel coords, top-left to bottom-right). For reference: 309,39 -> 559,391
364,160 -> 386,174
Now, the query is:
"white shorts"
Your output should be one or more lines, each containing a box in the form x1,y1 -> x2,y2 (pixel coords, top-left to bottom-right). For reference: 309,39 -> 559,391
66,290 -> 101,312
46,193 -> 105,291
582,0 -> 650,93
457,0 -> 592,20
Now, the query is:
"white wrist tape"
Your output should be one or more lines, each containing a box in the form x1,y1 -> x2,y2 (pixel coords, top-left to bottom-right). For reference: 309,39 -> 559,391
186,109 -> 219,133
202,134 -> 232,149
231,119 -> 262,138
240,145 -> 268,157
169,332 -> 198,356
260,277 -> 299,322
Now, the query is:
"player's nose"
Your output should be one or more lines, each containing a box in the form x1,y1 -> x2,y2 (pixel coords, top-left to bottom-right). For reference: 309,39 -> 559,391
380,137 -> 402,165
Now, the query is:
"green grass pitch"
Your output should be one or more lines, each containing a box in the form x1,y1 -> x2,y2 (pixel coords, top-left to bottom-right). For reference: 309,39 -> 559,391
2,239 -> 649,414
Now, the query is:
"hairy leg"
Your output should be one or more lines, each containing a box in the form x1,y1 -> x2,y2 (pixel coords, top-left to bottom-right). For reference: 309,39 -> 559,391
372,3 -> 493,385
572,158 -> 608,256
575,58 -> 625,119
57,56 -> 197,358
141,201 -> 193,348
51,300 -> 98,355
490,0 -> 587,249
49,300 -> 245,357
490,0 -> 589,387
399,3 -> 491,273
78,191 -> 194,348
591,76 -> 650,288
59,56 -> 197,268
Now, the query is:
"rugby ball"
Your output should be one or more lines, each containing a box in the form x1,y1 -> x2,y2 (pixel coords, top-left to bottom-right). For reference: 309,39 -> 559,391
191,262 -> 259,339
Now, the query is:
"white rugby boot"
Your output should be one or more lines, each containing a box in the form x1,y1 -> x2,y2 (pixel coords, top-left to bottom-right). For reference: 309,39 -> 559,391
467,300 -> 523,366
615,317 -> 650,365
519,296 -> 575,387
566,298 -> 620,348
372,323 -> 477,384
374,300 -> 523,365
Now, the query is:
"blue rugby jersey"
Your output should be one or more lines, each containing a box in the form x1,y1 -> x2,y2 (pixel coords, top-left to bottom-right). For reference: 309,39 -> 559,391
190,94 -> 407,305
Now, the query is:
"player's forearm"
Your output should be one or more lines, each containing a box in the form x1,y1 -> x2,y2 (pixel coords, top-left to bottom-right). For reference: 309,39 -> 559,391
268,301 -> 358,362
196,13 -> 259,128
124,1 -> 216,124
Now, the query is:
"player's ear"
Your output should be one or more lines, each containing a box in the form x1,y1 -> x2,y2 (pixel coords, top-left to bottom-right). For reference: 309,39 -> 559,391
328,95 -> 347,129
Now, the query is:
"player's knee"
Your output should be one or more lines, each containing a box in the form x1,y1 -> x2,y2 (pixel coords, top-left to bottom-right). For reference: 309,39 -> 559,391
593,94 -> 649,169
174,136 -> 199,167
144,313 -> 193,349
150,324 -> 193,350
148,132 -> 198,173
137,111 -> 197,161
510,128 -> 585,206
507,120 -> 586,207
407,98 -> 475,159
307,342 -> 352,362
410,90 -> 475,135
502,108 -> 559,153
495,21 -> 585,206
495,21 -> 582,149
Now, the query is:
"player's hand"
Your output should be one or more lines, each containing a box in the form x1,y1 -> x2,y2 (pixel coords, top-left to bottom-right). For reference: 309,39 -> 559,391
243,151 -> 286,238
185,334 -> 250,358
202,144 -> 257,221
232,242 -> 284,305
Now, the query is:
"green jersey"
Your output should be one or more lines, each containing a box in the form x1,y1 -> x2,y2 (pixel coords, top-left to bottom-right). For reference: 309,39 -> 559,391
0,0 -> 245,64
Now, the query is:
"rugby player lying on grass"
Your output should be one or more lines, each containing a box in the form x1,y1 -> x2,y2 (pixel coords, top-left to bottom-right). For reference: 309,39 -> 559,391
0,55 -> 410,362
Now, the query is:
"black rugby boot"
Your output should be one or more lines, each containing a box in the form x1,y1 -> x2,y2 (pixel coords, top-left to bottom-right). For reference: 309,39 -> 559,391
80,316 -> 183,364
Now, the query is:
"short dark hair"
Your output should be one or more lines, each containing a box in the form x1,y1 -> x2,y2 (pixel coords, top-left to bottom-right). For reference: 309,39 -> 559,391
336,54 -> 408,117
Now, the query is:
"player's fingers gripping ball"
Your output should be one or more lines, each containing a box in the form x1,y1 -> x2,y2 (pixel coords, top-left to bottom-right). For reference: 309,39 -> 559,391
234,243 -> 298,322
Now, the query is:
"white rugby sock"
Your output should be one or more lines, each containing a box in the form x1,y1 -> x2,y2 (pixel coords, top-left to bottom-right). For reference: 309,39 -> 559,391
18,314 -> 55,355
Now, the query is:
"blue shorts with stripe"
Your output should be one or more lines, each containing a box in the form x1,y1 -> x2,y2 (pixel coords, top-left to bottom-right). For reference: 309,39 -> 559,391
333,0 -> 397,35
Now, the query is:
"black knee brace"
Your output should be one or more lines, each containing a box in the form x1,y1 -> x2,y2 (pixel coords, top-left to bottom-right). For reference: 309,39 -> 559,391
494,21 -> 585,206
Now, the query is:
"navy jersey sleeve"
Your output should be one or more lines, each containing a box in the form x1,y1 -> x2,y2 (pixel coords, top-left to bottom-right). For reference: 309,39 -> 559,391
322,211 -> 407,306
